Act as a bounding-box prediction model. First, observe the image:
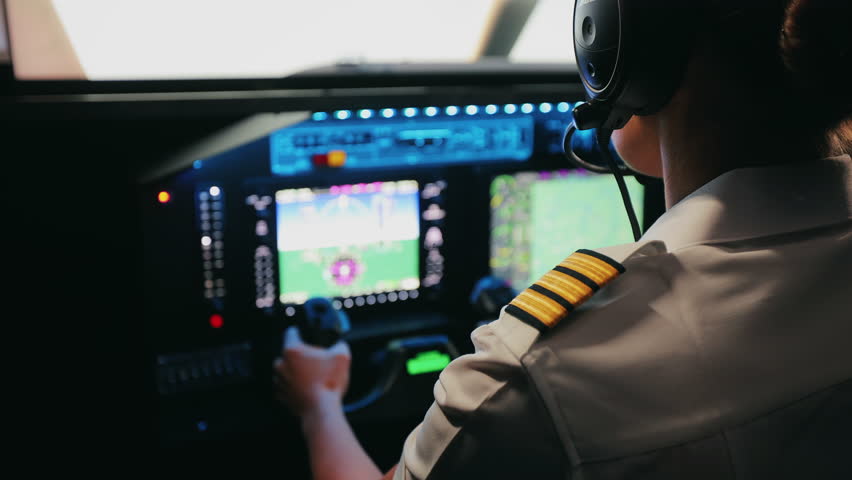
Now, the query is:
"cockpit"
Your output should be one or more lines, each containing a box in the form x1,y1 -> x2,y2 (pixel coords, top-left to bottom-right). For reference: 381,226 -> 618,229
5,0 -> 848,476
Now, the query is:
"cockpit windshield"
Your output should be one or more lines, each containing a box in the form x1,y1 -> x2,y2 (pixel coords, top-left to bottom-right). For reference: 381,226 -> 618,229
5,0 -> 577,81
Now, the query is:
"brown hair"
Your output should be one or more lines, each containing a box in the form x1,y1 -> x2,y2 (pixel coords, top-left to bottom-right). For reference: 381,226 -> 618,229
699,0 -> 850,156
779,0 -> 852,154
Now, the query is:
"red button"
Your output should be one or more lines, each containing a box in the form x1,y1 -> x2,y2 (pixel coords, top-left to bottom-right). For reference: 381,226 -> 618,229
311,154 -> 328,166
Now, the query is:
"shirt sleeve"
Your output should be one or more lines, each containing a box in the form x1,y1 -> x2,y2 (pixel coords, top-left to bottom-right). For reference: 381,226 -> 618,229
394,312 -> 565,480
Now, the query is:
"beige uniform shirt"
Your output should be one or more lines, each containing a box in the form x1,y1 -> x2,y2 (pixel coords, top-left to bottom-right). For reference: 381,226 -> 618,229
395,155 -> 852,479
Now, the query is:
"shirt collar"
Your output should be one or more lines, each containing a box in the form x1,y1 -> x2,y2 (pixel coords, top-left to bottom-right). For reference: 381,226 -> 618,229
641,155 -> 852,251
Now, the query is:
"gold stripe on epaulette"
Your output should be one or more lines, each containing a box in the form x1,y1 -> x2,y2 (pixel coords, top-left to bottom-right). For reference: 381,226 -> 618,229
511,289 -> 565,326
559,253 -> 618,286
506,249 -> 625,331
539,270 -> 594,305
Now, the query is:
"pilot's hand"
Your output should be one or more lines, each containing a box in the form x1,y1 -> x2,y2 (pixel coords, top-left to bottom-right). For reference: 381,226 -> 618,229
273,326 -> 351,418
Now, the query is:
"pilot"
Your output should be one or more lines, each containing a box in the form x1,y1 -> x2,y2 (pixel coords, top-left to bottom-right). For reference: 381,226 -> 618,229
274,1 -> 851,478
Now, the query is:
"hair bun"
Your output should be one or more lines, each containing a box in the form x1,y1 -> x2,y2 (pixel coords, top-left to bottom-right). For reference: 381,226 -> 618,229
780,0 -> 852,122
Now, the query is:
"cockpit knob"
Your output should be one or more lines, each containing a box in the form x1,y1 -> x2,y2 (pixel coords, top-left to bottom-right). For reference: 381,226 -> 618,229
470,276 -> 518,320
298,297 -> 351,348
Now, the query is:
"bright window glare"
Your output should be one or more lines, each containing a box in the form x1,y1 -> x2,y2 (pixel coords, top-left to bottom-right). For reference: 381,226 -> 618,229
0,6 -> 8,63
510,0 -> 576,64
51,0 -> 498,80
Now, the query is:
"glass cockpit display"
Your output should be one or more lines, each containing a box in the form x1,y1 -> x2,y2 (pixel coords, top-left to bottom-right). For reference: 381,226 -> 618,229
490,169 -> 644,292
276,180 -> 421,305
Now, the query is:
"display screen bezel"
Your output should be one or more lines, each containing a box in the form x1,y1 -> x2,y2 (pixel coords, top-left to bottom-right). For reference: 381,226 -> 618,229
251,176 -> 447,317
274,180 -> 422,306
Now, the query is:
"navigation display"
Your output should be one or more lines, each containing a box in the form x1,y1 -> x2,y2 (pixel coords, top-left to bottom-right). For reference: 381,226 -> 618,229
490,169 -> 644,292
276,181 -> 421,305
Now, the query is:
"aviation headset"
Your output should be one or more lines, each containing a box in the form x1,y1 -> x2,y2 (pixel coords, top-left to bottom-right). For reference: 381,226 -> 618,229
564,0 -> 702,240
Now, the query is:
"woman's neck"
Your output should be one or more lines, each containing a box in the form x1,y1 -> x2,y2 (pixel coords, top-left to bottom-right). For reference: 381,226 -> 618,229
659,117 -> 816,209
656,60 -> 816,208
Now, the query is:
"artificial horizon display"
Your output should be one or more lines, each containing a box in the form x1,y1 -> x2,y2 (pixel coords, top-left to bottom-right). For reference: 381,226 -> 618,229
276,180 -> 421,305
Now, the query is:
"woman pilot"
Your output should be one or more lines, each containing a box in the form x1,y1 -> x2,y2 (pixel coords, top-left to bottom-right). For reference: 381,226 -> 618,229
274,1 -> 852,478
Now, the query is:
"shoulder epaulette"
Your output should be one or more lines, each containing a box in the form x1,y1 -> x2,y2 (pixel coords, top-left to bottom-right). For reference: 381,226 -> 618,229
505,249 -> 626,331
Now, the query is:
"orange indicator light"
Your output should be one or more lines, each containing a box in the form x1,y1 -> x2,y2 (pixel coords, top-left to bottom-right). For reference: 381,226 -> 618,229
327,150 -> 347,167
312,151 -> 348,168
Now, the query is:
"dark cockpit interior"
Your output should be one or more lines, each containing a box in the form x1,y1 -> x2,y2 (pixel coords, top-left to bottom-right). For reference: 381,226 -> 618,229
19,0 -> 828,474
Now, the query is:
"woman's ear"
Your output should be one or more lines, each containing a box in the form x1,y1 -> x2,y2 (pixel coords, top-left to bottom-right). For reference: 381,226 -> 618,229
612,116 -> 664,178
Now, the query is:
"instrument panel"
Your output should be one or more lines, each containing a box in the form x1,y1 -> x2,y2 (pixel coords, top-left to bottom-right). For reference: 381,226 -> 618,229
139,96 -> 659,448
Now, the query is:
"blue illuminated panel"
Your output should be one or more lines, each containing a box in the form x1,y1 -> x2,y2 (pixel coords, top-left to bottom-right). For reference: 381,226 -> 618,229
270,113 -> 534,176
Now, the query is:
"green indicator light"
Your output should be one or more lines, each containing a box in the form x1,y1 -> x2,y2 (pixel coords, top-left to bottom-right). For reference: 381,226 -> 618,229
406,350 -> 451,376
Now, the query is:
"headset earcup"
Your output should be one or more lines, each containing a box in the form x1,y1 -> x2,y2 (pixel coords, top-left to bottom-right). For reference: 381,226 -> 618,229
573,0 -> 696,126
